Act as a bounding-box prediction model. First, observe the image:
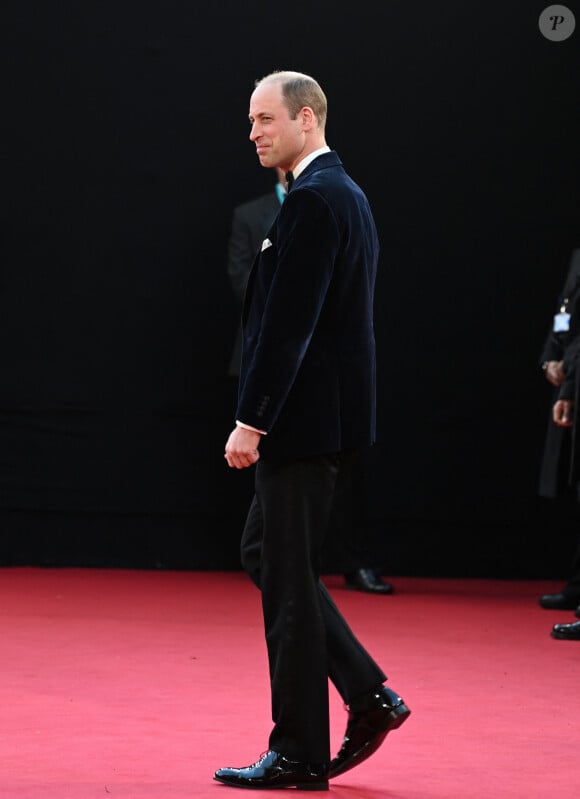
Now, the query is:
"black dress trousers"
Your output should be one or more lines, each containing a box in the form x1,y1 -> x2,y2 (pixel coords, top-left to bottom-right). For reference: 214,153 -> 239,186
240,451 -> 386,763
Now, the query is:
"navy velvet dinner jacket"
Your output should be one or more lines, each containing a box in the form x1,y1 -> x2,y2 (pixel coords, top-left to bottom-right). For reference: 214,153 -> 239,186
237,151 -> 379,461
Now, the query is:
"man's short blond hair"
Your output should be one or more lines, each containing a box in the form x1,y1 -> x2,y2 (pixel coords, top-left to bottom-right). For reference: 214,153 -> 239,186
255,70 -> 327,131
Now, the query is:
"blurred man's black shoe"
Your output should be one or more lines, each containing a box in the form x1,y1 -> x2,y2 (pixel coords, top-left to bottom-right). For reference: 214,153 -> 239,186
344,568 -> 393,594
539,592 -> 579,610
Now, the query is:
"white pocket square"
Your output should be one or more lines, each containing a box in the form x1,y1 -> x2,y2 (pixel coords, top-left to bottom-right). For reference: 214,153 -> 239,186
261,238 -> 273,252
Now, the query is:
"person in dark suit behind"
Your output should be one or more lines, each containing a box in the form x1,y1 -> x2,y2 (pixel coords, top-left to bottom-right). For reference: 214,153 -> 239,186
544,247 -> 580,640
226,170 -> 394,595
227,167 -> 286,377
537,248 -> 580,622
215,70 -> 410,791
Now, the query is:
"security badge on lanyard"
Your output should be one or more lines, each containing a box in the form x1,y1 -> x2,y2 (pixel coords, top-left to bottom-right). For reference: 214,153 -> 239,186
554,298 -> 571,332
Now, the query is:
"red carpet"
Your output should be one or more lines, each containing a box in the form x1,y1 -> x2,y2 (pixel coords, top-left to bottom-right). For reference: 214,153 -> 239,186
0,569 -> 578,798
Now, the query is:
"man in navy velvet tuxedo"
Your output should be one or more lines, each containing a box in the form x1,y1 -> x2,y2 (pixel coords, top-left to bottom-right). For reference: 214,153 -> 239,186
226,169 -> 394,595
215,71 -> 410,791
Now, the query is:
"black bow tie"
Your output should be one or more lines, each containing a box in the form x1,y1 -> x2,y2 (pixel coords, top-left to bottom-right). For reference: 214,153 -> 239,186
285,171 -> 294,192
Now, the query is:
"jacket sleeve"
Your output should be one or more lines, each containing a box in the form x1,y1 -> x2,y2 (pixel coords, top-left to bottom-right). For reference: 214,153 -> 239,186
539,329 -> 564,364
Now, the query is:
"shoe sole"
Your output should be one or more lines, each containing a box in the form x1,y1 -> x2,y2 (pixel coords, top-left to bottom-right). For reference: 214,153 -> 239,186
213,775 -> 329,790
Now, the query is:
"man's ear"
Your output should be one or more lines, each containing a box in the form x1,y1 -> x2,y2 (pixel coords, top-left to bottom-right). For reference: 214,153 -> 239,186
300,106 -> 315,130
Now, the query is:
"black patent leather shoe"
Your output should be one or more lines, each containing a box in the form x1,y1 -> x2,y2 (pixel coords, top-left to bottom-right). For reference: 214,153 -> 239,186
551,620 -> 580,640
214,750 -> 329,790
344,568 -> 393,594
329,685 -> 410,778
538,592 -> 579,610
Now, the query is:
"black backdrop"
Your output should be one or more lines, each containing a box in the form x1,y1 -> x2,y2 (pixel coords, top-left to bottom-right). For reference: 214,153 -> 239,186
1,1 -> 579,576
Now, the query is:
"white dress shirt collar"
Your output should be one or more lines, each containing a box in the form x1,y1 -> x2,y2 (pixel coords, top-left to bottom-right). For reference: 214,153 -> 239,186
292,146 -> 331,180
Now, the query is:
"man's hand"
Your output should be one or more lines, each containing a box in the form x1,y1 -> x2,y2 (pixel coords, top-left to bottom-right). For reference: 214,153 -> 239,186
545,360 -> 565,387
224,426 -> 261,469
553,399 -> 574,427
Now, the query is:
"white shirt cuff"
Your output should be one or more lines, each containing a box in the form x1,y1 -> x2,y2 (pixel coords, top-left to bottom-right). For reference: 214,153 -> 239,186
236,420 -> 267,435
